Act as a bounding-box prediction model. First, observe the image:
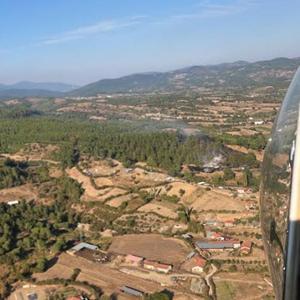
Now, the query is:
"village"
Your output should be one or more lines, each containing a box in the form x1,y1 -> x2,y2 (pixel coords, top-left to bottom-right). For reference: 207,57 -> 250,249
2,145 -> 273,299
0,81 -> 281,300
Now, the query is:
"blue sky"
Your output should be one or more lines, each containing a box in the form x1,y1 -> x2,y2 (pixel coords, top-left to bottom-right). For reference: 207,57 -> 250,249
0,0 -> 300,85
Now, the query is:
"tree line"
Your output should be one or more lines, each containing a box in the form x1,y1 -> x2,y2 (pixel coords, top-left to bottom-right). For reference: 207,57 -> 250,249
0,117 -> 258,175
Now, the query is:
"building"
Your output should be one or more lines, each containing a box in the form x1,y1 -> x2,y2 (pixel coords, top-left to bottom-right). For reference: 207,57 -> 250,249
191,256 -> 207,274
196,240 -> 241,251
223,220 -> 234,227
206,231 -> 225,241
240,241 -> 253,255
67,242 -> 98,255
125,254 -> 144,266
120,286 -> 144,297
143,260 -> 172,274
254,120 -> 264,125
7,200 -> 19,206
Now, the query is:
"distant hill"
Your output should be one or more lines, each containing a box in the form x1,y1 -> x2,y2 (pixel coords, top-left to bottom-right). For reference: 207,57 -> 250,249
0,81 -> 79,92
69,57 -> 300,96
0,89 -> 63,99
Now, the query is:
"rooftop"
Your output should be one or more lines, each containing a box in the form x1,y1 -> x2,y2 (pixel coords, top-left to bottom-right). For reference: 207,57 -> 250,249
196,240 -> 240,249
70,242 -> 98,252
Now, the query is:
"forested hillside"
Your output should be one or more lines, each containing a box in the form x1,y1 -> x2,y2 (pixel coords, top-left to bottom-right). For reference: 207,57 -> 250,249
0,117 -> 258,175
69,57 -> 300,96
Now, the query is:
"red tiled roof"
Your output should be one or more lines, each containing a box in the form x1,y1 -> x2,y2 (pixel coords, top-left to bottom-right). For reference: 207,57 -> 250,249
195,256 -> 206,267
144,260 -> 172,269
241,241 -> 252,249
126,254 -> 144,262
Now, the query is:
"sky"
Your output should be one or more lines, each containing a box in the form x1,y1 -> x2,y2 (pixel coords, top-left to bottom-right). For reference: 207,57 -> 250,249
0,0 -> 300,85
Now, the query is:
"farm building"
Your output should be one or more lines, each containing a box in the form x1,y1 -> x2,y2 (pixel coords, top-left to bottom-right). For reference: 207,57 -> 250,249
125,254 -> 144,266
196,240 -> 240,251
143,260 -> 172,274
240,241 -> 253,255
120,286 -> 144,297
191,256 -> 206,274
67,242 -> 98,255
206,231 -> 225,241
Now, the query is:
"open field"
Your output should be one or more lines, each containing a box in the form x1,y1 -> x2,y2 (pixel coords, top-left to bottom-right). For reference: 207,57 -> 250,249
183,187 -> 245,211
106,193 -> 139,208
0,184 -> 37,203
33,253 -> 165,297
109,234 -> 191,267
214,272 -> 273,300
138,201 -> 179,219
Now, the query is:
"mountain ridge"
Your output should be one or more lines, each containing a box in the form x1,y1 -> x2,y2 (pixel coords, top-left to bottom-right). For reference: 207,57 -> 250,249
68,57 -> 300,96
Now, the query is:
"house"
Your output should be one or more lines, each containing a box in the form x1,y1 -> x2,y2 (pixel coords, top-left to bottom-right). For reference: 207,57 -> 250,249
240,241 -> 253,255
143,260 -> 172,274
206,231 -> 225,241
120,286 -> 144,297
254,120 -> 264,125
125,254 -> 144,266
224,220 -> 234,228
191,256 -> 206,274
7,200 -> 19,206
196,240 -> 241,251
156,262 -> 173,273
67,242 -> 98,255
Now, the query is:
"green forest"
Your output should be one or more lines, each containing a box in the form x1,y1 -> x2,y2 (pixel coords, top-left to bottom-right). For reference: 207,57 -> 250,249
0,117 -> 258,175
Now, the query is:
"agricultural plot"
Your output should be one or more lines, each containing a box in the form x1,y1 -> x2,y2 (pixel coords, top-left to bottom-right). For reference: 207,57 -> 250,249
109,234 -> 191,267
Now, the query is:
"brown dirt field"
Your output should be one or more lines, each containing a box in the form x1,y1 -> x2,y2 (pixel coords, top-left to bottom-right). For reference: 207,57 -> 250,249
182,187 -> 245,212
106,193 -> 139,208
8,285 -> 61,300
138,201 -> 178,219
198,211 -> 255,222
98,188 -> 128,202
49,167 -> 63,178
211,247 -> 266,261
81,159 -> 122,176
94,177 -> 114,187
66,167 -> 128,202
107,168 -> 168,189
34,253 -> 162,296
109,234 -> 191,266
0,184 -> 37,203
227,129 -> 258,136
1,153 -> 59,164
2,144 -> 59,163
67,167 -> 100,199
214,272 -> 273,300
225,145 -> 264,161
142,181 -> 198,200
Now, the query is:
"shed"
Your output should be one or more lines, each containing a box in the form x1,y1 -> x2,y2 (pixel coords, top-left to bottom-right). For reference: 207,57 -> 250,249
120,286 -> 144,297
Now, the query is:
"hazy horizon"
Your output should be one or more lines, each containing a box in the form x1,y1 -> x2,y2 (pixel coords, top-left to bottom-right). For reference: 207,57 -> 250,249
1,0 -> 300,85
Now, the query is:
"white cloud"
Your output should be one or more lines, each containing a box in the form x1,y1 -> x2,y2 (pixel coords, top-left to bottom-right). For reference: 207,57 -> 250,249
41,16 -> 145,45
165,0 -> 258,23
